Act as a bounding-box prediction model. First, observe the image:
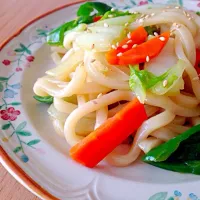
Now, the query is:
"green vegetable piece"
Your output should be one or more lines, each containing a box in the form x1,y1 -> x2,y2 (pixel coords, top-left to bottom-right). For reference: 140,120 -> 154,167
100,10 -> 131,20
196,11 -> 200,16
129,60 -> 185,102
47,2 -> 112,46
33,95 -> 53,104
144,26 -> 160,35
77,2 -> 111,17
142,124 -> 200,174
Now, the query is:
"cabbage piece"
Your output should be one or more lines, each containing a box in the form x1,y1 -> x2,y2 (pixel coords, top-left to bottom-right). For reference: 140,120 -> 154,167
92,15 -> 139,26
75,26 -> 125,52
129,60 -> 186,103
100,10 -> 131,20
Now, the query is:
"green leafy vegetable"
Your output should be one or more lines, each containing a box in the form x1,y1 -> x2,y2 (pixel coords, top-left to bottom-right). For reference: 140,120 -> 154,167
100,10 -> 131,20
47,2 -> 111,46
142,124 -> 200,175
77,2 -> 111,17
33,95 -> 53,104
196,11 -> 200,16
144,26 -> 160,35
129,60 -> 185,103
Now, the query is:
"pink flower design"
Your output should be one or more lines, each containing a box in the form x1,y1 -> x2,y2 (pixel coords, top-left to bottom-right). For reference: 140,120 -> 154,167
2,59 -> 11,66
0,107 -> 21,121
198,2 -> 200,7
7,50 -> 16,56
139,1 -> 148,6
16,67 -> 23,72
26,56 -> 35,62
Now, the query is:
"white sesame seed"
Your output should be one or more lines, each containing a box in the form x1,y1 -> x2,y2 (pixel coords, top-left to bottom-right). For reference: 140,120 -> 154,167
162,10 -> 167,12
111,45 -> 117,49
127,32 -> 131,39
108,15 -> 113,18
145,15 -> 150,19
91,44 -> 95,49
104,23 -> 109,28
193,77 -> 199,81
183,10 -> 187,16
116,42 -> 119,47
132,44 -> 137,48
97,93 -> 103,98
111,8 -> 115,12
146,56 -> 150,62
141,14 -> 145,18
154,32 -> 158,37
122,44 -> 128,49
175,6 -> 180,9
172,22 -> 178,26
127,40 -> 132,44
133,11 -> 139,14
187,13 -> 190,17
117,52 -> 123,57
176,24 -> 181,28
163,80 -> 168,87
151,13 -> 155,17
159,37 -> 165,41
188,17 -> 192,21
139,18 -> 144,23
125,22 -> 129,27
87,29 -> 92,33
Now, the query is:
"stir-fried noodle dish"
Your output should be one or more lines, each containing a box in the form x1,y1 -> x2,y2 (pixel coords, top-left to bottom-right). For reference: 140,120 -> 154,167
33,2 -> 200,174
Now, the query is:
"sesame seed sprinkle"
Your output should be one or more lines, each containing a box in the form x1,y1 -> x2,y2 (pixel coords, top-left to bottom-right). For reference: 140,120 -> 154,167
175,6 -> 180,9
125,22 -> 129,27
117,52 -> 123,57
154,32 -> 158,37
187,13 -> 190,17
139,18 -> 144,23
141,14 -> 145,18
127,40 -> 132,44
183,10 -> 187,16
132,44 -> 137,48
145,15 -> 150,19
146,56 -> 150,62
159,37 -> 165,41
133,11 -> 139,14
163,80 -> 168,87
162,10 -> 167,12
104,23 -> 109,28
97,93 -> 103,98
151,13 -> 155,17
127,32 -> 131,39
111,8 -> 115,12
188,17 -> 192,20
111,45 -> 117,49
122,45 -> 128,49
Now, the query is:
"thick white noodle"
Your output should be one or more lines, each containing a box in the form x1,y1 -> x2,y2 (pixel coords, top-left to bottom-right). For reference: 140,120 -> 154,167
64,91 -> 134,146
106,110 -> 175,166
146,92 -> 200,117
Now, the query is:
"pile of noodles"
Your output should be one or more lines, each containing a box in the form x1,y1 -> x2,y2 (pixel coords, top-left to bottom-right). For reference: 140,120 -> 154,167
33,5 -> 200,167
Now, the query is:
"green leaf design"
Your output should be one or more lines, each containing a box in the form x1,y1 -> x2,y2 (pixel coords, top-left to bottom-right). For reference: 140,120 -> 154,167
2,123 -> 11,130
14,48 -> 24,52
148,192 -> 168,200
19,43 -> 32,55
167,197 -> 174,200
0,77 -> 8,81
16,130 -> 31,136
37,29 -> 48,37
13,146 -> 22,153
10,102 -> 21,106
16,121 -> 27,131
27,139 -> 41,146
0,82 -> 3,92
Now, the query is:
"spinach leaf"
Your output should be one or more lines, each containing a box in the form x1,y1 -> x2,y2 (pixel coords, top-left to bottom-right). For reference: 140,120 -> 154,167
33,95 -> 53,104
144,26 -> 160,35
77,2 -> 111,17
142,124 -> 200,174
47,2 -> 111,46
196,11 -> 200,16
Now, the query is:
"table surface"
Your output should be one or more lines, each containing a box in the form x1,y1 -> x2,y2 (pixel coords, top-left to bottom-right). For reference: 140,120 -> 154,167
0,1 -> 75,199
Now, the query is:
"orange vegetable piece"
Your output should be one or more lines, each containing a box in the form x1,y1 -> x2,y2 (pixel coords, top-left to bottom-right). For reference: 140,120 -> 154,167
70,98 -> 147,168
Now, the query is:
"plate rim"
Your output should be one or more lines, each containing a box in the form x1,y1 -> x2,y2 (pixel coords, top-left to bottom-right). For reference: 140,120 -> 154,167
0,1 -> 85,199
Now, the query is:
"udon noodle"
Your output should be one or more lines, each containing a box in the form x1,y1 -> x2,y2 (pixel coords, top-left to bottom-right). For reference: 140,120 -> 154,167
33,5 -> 200,167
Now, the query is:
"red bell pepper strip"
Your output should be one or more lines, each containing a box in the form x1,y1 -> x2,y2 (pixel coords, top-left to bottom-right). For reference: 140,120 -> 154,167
70,98 -> 147,168
195,48 -> 200,74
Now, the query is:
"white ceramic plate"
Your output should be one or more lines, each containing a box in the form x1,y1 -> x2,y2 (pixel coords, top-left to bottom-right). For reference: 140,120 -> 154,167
1,0 -> 200,199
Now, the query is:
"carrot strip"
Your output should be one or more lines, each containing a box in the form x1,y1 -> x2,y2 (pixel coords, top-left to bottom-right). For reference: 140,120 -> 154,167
195,48 -> 200,74
70,98 -> 147,168
106,26 -> 148,65
119,32 -> 170,65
